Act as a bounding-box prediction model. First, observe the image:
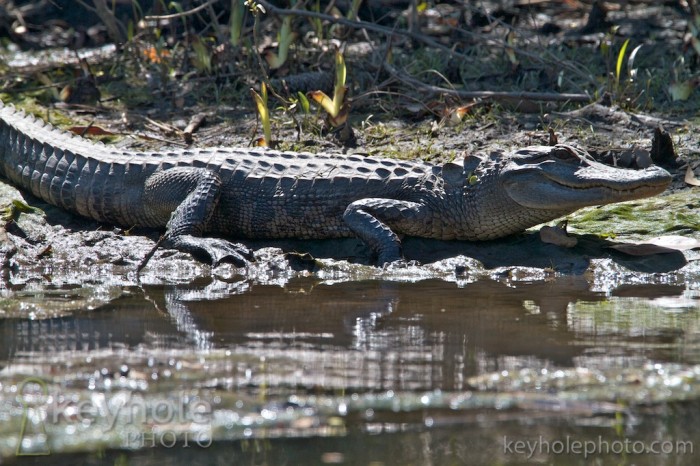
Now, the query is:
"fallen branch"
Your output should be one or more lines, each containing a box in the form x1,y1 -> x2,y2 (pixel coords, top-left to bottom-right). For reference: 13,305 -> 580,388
383,62 -> 590,103
137,235 -> 166,274
183,113 -> 207,144
144,0 -> 220,21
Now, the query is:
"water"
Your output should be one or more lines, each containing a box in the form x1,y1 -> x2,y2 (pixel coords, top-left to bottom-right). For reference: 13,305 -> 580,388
1,266 -> 700,465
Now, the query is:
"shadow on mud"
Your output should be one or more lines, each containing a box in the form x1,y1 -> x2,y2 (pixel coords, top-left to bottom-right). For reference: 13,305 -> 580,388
251,232 -> 688,274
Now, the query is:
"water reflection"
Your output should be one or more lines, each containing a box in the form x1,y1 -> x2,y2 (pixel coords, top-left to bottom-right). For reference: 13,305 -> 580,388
4,276 -> 697,384
1,275 -> 700,464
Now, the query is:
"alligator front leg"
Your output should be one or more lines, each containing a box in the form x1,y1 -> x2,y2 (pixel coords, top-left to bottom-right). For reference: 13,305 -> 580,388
343,198 -> 426,265
144,167 -> 254,266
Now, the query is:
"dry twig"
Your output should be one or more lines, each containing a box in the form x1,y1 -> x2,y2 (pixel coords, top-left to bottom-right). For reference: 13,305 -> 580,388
382,62 -> 590,103
76,0 -> 125,43
144,0 -> 220,21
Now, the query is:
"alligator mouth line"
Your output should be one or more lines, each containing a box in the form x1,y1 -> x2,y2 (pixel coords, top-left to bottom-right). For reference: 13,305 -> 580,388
553,181 -> 669,193
544,168 -> 671,194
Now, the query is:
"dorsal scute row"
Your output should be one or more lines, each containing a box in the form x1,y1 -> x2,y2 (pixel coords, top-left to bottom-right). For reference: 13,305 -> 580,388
2,101 -> 434,185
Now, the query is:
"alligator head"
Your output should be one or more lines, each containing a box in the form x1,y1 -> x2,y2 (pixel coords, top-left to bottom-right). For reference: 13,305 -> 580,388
449,144 -> 673,241
497,145 -> 672,211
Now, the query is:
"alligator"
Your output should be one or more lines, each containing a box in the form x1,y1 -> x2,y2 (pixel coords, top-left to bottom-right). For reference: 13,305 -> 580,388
0,101 -> 672,266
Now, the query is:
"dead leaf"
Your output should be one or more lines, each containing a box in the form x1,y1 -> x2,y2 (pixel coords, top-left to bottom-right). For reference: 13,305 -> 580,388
37,244 -> 53,258
404,103 -> 424,114
685,166 -> 700,186
441,102 -> 482,126
644,235 -> 700,251
449,104 -> 477,123
143,46 -> 169,64
68,126 -> 117,136
307,90 -> 334,116
609,243 -> 677,256
540,223 -> 578,248
668,79 -> 697,101
609,235 -> 700,256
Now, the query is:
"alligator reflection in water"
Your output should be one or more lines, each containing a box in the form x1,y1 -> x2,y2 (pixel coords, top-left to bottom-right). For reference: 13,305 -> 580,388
4,277 -> 697,386
154,278 -> 700,385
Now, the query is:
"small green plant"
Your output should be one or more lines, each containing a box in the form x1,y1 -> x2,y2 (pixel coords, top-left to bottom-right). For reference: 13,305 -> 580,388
668,76 -> 698,101
667,12 -> 700,101
600,31 -> 643,106
229,0 -> 245,46
190,36 -> 212,74
347,0 -> 363,20
308,50 -> 349,128
1,200 -> 43,222
250,82 -> 272,146
615,38 -> 630,88
296,91 -> 310,114
504,30 -> 519,72
265,15 -> 296,69
311,0 -> 323,39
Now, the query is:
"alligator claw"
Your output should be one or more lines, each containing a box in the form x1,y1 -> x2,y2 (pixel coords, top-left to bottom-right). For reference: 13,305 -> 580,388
381,258 -> 419,270
163,235 -> 254,267
377,252 -> 403,267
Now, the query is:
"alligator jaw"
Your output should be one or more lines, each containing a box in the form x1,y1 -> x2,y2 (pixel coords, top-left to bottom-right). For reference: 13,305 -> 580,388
503,164 -> 673,210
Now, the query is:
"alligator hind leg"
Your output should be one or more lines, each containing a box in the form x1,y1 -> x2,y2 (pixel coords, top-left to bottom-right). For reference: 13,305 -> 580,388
343,198 -> 426,265
143,167 -> 254,266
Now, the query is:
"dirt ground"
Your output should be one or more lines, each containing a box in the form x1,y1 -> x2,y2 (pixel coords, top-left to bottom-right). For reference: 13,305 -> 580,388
1,1 -> 699,156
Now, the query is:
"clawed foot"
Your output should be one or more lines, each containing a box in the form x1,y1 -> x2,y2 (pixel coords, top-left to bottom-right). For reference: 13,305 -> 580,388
377,249 -> 403,267
163,234 -> 255,267
377,249 -> 418,269
380,258 -> 419,270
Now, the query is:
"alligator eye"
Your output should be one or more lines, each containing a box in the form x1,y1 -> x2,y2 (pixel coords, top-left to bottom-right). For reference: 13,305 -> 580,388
551,146 -> 582,162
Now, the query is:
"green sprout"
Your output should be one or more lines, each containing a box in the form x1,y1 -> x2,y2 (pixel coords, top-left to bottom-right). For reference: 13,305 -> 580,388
265,15 -> 296,70
347,0 -> 362,20
191,37 -> 212,74
311,0 -> 323,39
250,82 -> 272,146
504,31 -> 519,71
1,200 -> 43,222
297,91 -> 310,114
230,0 -> 245,46
308,50 -> 349,127
615,38 -> 630,88
600,32 -> 646,106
